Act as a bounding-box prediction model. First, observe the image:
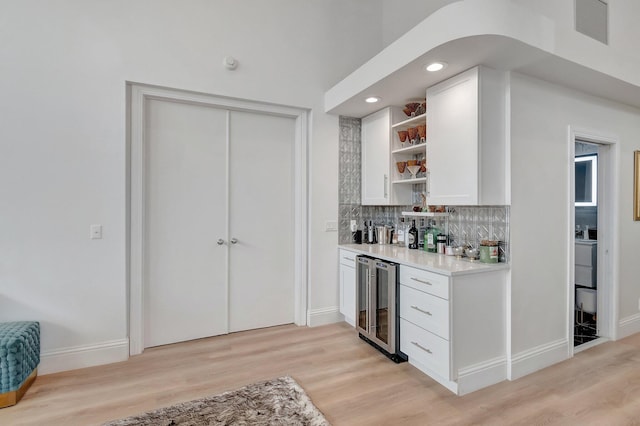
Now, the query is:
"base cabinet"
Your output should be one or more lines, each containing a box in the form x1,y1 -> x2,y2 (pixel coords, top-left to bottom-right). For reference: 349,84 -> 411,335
399,264 -> 506,395
339,249 -> 356,326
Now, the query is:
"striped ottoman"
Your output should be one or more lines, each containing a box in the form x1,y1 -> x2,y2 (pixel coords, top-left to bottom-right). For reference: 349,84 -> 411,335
0,321 -> 40,408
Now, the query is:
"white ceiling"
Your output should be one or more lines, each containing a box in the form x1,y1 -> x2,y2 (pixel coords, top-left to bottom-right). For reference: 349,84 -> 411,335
325,34 -> 640,118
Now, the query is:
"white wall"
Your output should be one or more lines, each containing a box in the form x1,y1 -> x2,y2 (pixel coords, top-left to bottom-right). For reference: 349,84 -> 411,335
510,72 -> 640,358
0,0 -> 383,373
511,0 -> 640,88
380,0 -> 458,48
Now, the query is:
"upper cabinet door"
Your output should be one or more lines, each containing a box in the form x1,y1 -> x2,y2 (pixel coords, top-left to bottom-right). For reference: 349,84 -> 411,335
426,66 -> 507,206
427,69 -> 479,205
361,107 -> 411,206
362,108 -> 392,205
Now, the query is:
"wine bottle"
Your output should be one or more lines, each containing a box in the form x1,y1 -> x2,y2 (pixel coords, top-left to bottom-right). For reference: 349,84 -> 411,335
408,220 -> 418,249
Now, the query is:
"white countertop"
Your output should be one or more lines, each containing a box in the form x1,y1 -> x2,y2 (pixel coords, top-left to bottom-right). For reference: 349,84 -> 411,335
575,239 -> 597,245
339,244 -> 510,276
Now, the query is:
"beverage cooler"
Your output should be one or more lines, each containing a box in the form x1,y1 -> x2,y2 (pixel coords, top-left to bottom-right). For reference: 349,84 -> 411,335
355,255 -> 407,363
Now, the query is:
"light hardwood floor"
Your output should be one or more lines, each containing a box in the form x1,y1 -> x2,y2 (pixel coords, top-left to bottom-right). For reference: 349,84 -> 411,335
3,323 -> 640,425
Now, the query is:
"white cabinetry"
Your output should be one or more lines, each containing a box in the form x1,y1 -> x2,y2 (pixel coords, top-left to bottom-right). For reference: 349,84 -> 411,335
339,249 -> 357,326
399,264 -> 506,395
575,241 -> 597,287
361,107 -> 412,205
426,66 -> 507,205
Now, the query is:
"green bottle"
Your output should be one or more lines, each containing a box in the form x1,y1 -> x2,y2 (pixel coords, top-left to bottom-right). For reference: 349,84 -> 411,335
425,222 -> 439,253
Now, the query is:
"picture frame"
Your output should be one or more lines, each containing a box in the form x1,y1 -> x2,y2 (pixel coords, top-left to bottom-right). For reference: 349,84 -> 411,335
635,151 -> 640,221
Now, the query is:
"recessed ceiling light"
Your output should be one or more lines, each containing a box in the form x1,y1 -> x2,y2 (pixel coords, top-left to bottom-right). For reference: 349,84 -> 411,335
426,62 -> 447,72
365,96 -> 381,103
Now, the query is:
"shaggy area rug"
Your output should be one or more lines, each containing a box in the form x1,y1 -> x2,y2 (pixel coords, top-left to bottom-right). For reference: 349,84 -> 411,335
103,376 -> 330,426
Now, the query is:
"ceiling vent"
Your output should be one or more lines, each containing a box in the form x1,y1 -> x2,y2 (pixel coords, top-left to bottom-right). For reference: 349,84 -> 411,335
575,0 -> 608,44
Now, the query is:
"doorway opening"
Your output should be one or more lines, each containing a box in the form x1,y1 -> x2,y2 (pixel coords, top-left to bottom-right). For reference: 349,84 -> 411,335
574,142 -> 598,346
569,131 -> 617,353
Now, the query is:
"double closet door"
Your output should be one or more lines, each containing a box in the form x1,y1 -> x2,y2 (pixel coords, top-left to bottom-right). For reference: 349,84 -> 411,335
143,98 -> 295,348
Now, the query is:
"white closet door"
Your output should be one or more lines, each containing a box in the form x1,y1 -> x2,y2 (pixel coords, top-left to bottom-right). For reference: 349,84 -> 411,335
144,99 -> 228,348
228,111 -> 295,332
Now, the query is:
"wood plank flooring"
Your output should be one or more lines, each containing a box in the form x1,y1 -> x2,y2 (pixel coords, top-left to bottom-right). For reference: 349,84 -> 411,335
2,323 -> 640,425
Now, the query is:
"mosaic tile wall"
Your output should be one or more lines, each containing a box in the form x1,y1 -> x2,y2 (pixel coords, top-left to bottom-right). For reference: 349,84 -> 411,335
447,206 -> 510,262
338,116 -> 510,262
338,116 -> 364,243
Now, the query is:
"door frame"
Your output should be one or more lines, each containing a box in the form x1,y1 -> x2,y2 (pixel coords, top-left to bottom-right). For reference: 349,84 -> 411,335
567,127 -> 619,357
127,83 -> 309,355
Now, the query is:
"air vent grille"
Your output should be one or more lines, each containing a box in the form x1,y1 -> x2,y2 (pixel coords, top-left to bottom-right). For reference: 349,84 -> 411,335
575,0 -> 608,44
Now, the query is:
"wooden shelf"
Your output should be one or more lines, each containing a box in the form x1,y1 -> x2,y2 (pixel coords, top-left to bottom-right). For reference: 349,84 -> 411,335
392,113 -> 426,129
392,177 -> 427,185
392,143 -> 426,155
401,211 -> 450,217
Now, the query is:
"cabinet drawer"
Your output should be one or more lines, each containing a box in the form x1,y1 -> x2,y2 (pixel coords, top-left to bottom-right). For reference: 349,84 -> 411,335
400,265 -> 449,300
400,318 -> 450,380
400,285 -> 449,340
339,249 -> 357,267
575,243 -> 595,266
575,265 -> 596,287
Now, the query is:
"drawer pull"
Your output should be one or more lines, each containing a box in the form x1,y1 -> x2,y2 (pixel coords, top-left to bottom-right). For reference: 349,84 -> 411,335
343,257 -> 355,261
411,341 -> 432,354
410,277 -> 433,286
410,305 -> 432,316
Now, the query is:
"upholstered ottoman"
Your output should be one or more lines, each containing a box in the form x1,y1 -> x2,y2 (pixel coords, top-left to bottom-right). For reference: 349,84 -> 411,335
0,321 -> 40,408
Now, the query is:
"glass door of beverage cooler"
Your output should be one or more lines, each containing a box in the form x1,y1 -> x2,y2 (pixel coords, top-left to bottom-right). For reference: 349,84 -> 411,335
355,256 -> 374,335
371,260 -> 397,353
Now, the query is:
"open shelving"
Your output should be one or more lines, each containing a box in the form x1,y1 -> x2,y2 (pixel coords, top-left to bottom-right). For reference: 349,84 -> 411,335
391,143 -> 426,155
390,111 -> 427,188
392,177 -> 427,185
401,211 -> 450,218
391,113 -> 427,129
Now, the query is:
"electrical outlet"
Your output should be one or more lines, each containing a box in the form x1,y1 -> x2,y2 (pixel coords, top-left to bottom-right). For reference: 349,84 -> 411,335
350,220 -> 357,232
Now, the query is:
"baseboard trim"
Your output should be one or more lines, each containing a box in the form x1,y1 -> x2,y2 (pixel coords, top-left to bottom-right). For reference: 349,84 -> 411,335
40,339 -> 129,375
509,338 -> 568,380
408,357 -> 458,394
618,313 -> 640,340
307,306 -> 342,327
457,356 -> 507,395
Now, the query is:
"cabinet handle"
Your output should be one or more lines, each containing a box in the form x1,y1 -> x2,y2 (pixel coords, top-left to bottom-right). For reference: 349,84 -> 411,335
410,305 -> 432,316
216,239 -> 225,245
384,174 -> 388,198
366,273 -> 371,333
343,257 -> 355,262
411,277 -> 433,286
411,341 -> 432,354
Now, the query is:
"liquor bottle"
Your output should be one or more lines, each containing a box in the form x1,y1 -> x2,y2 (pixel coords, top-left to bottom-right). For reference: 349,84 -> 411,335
425,220 -> 439,253
397,218 -> 405,246
368,220 -> 374,244
408,220 -> 418,249
363,221 -> 369,244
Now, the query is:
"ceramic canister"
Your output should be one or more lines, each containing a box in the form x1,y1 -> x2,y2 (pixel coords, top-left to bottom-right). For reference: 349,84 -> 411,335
480,245 -> 499,263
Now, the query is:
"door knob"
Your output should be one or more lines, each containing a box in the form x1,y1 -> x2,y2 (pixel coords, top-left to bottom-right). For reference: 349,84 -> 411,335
230,237 -> 238,244
216,239 -> 225,245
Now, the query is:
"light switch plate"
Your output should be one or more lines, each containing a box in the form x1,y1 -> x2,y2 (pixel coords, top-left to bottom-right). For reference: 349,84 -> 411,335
325,220 -> 338,232
90,224 -> 102,239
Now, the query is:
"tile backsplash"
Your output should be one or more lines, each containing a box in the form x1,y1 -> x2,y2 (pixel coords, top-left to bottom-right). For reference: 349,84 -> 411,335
338,116 -> 510,262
